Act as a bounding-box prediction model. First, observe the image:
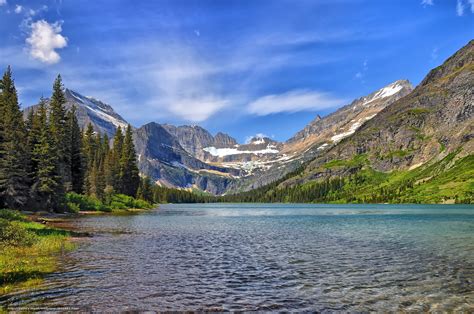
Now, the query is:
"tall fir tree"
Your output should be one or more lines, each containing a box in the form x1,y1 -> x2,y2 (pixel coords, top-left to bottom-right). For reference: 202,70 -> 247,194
49,75 -> 71,190
0,67 -> 29,208
111,126 -> 124,192
120,125 -> 140,196
82,123 -> 96,195
67,105 -> 84,193
31,101 -> 64,211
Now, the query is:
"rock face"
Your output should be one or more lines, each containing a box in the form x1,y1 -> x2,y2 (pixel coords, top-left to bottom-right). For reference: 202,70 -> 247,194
281,39 -> 474,187
285,80 -> 414,153
23,89 -> 129,137
133,122 -> 240,194
162,124 -> 238,161
229,80 -> 414,193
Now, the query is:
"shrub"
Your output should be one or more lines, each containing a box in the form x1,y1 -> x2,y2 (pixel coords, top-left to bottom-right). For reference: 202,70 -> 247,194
0,209 -> 28,222
110,194 -> 152,209
65,193 -> 111,212
0,218 -> 37,247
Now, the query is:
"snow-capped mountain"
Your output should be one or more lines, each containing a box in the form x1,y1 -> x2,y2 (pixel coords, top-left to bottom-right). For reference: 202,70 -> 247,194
24,89 -> 129,137
22,80 -> 415,195
231,80 -> 414,192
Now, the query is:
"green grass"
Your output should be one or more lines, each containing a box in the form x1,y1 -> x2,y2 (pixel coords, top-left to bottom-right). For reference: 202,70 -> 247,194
333,152 -> 474,203
323,154 -> 368,169
0,210 -> 75,295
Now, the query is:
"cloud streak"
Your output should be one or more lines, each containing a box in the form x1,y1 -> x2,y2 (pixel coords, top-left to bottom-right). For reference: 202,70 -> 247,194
247,90 -> 344,116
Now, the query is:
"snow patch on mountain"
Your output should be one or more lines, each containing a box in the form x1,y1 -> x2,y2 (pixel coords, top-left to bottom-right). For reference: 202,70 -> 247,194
204,145 -> 279,157
68,90 -> 128,130
331,114 -> 378,143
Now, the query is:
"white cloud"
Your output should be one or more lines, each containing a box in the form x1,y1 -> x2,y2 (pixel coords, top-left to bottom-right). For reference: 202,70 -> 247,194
355,59 -> 368,80
456,0 -> 465,15
167,96 -> 229,122
245,133 -> 268,143
421,0 -> 433,6
247,90 -> 344,116
0,0 -> 7,6
467,0 -> 474,12
431,47 -> 438,61
14,4 -> 22,13
26,20 -> 68,64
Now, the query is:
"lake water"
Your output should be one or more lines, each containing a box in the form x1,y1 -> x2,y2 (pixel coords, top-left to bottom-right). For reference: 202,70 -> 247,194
2,203 -> 474,311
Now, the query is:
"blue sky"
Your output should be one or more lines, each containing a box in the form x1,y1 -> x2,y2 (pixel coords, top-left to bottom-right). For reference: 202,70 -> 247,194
0,0 -> 473,143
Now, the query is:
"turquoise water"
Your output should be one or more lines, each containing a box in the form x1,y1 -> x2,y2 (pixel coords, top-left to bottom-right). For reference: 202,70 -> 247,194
2,204 -> 473,311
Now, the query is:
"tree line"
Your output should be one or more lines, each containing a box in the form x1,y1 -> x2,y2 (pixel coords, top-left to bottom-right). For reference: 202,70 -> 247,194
0,67 -> 141,212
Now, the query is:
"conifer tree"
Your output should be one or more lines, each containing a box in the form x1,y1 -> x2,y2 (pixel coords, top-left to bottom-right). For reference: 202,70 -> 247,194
49,75 -> 70,189
67,106 -> 84,193
82,123 -> 96,195
120,125 -> 139,196
105,126 -> 123,192
31,102 -> 64,211
0,67 -> 29,208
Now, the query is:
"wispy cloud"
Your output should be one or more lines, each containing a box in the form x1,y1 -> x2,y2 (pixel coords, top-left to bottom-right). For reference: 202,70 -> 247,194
457,0 -> 465,15
469,0 -> 474,12
247,90 -> 344,116
0,0 -> 7,6
245,133 -> 269,143
26,20 -> 68,64
355,59 -> 368,81
431,47 -> 438,61
421,0 -> 433,6
14,4 -> 22,13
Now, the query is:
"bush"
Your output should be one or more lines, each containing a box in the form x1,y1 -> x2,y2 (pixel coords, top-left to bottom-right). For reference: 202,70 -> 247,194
65,193 -> 152,212
110,194 -> 153,209
0,209 -> 28,222
0,218 -> 37,247
65,193 -> 111,212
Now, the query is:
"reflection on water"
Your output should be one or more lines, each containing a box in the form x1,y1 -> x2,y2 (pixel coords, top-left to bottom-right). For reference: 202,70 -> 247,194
2,203 -> 474,311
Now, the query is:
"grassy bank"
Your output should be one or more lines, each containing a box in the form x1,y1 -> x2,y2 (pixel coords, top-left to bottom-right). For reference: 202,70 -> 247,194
0,210 -> 76,295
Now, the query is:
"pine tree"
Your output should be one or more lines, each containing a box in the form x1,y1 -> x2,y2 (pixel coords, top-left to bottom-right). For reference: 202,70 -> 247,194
82,123 -> 96,195
31,102 -> 64,211
111,127 -> 124,192
0,67 -> 30,208
49,75 -> 70,190
67,105 -> 84,193
120,125 -> 139,196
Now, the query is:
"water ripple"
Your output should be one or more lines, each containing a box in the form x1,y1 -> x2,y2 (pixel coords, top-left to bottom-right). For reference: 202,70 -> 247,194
1,203 -> 473,311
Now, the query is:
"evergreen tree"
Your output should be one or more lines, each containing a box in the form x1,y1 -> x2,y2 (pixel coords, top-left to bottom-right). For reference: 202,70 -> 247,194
82,123 -> 96,195
31,102 -> 64,211
67,105 -> 84,193
49,75 -> 70,190
0,67 -> 29,208
120,125 -> 139,196
111,126 -> 124,192
137,176 -> 153,202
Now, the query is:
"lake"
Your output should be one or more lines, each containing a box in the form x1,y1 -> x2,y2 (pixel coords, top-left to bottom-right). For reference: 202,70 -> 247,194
2,203 -> 473,311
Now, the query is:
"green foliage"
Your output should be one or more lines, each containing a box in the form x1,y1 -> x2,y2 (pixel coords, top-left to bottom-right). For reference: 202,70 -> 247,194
0,210 -> 73,294
214,152 -> 474,204
65,192 -> 111,212
407,108 -> 431,115
109,194 -> 152,210
66,192 -> 152,212
0,66 -> 30,209
0,218 -> 37,247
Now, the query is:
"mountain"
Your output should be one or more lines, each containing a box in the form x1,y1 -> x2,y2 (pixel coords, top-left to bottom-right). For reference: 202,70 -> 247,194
133,122 -> 240,194
23,89 -> 128,137
228,80 -> 414,192
262,40 -> 474,203
20,40 -> 472,201
284,80 -> 414,154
